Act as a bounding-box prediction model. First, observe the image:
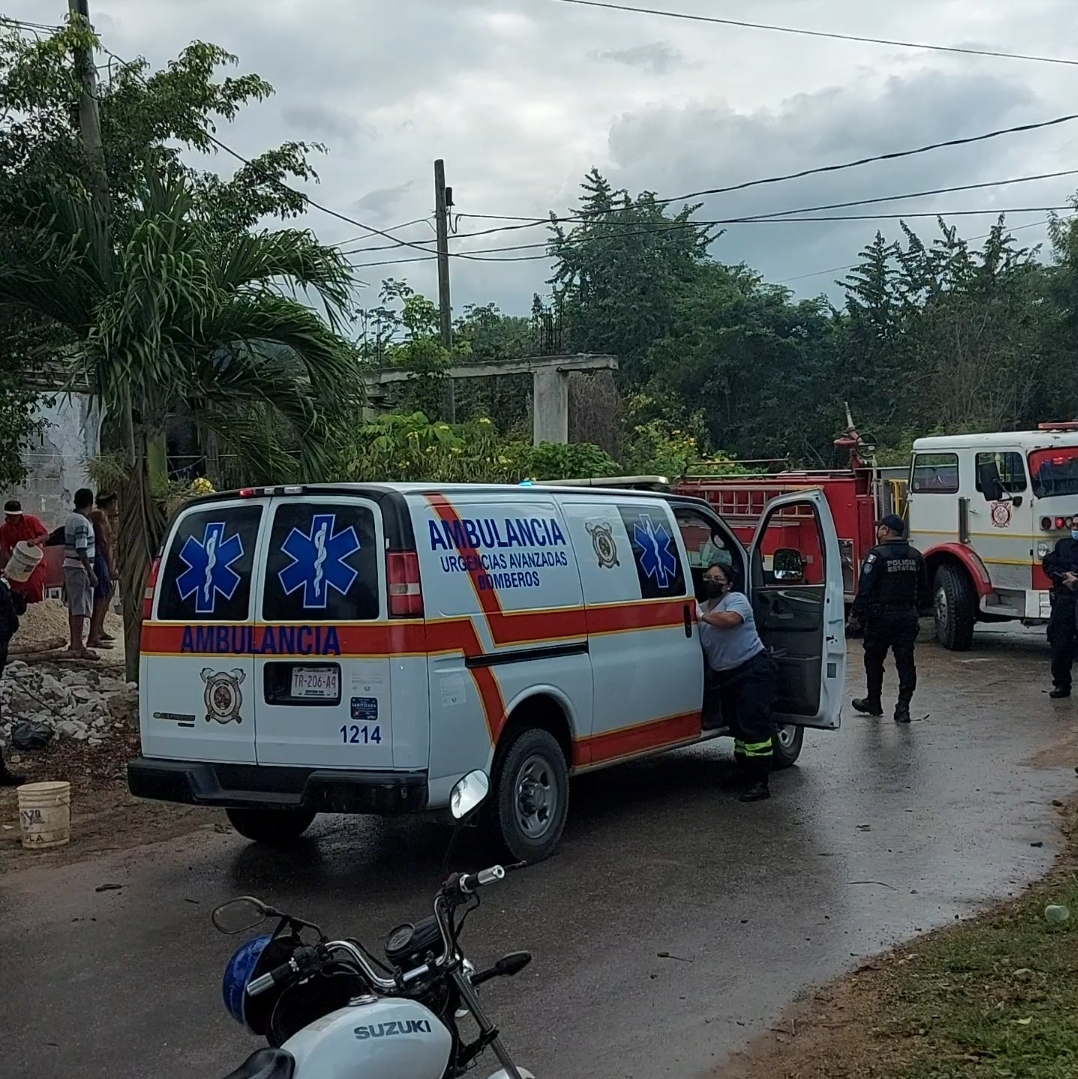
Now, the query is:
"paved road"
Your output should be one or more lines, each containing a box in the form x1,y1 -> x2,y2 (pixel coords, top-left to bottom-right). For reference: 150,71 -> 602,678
3,628 -> 1077,1079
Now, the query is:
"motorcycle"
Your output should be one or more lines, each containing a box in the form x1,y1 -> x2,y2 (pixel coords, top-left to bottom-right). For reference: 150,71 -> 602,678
214,770 -> 534,1079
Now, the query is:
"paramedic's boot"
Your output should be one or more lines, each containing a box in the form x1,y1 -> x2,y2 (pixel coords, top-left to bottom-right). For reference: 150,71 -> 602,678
852,697 -> 883,717
893,700 -> 911,724
739,760 -> 771,802
1049,685 -> 1071,699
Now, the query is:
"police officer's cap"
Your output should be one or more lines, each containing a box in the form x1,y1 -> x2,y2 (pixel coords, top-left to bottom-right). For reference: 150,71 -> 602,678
877,513 -> 906,536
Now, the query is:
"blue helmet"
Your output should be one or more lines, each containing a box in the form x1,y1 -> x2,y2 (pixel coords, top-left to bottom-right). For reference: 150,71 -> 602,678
222,935 -> 271,1028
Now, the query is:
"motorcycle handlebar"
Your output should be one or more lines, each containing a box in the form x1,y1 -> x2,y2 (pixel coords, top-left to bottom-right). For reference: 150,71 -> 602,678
457,865 -> 505,895
247,959 -> 295,997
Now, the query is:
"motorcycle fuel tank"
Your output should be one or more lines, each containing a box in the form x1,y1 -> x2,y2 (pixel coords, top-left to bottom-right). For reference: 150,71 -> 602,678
283,996 -> 451,1079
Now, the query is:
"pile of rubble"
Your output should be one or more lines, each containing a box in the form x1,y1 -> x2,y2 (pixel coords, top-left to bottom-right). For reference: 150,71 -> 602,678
0,661 -> 138,747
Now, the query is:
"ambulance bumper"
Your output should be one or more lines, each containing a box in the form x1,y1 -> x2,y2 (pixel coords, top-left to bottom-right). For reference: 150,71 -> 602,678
127,758 -> 429,814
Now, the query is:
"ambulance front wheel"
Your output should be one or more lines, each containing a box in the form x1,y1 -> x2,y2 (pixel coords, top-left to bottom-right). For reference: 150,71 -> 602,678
493,727 -> 569,864
771,724 -> 804,769
225,806 -> 316,844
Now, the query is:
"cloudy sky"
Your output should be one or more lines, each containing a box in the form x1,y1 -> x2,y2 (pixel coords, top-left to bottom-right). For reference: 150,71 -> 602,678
14,0 -> 1078,315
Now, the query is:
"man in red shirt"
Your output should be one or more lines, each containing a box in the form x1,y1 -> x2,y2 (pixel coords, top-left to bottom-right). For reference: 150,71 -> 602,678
0,499 -> 49,604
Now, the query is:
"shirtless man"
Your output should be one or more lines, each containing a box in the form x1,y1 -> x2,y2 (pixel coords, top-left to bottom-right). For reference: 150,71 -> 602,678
87,492 -> 117,650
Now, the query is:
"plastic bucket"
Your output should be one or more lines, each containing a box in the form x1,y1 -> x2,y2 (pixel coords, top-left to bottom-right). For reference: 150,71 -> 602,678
18,781 -> 71,849
6,541 -> 43,583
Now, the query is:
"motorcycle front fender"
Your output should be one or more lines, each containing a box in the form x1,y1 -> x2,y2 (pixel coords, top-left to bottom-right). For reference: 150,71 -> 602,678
484,1070 -> 535,1079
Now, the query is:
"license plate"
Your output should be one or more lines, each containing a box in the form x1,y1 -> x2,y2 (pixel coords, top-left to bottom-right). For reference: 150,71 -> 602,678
291,668 -> 339,699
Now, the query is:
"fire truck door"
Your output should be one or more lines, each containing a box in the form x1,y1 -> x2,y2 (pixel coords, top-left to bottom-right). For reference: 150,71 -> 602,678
748,490 -> 846,730
971,449 -> 1033,592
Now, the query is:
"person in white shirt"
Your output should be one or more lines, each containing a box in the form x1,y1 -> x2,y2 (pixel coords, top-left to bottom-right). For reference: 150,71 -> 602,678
62,488 -> 99,659
698,562 -> 778,802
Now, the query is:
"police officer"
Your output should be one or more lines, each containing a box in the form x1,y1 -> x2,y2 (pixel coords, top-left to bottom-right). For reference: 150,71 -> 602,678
1042,518 -> 1078,698
850,514 -> 927,724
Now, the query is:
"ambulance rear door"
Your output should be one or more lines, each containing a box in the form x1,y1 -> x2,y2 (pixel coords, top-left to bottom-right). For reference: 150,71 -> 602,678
253,494 -> 396,769
141,497 -> 266,763
748,489 -> 846,729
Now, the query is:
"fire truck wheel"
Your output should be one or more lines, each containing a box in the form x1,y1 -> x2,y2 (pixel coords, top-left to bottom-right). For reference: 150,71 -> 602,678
771,724 -> 804,769
933,564 -> 976,651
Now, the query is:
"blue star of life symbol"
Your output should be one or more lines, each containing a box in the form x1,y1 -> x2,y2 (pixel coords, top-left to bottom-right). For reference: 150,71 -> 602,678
278,513 -> 361,609
176,522 -> 244,614
633,513 -> 678,589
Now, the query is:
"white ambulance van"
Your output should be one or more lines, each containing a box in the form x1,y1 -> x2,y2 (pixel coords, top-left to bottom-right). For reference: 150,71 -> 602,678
129,483 -> 846,861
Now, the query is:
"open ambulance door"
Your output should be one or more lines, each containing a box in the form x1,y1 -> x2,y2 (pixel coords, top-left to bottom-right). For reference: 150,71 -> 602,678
748,489 -> 846,730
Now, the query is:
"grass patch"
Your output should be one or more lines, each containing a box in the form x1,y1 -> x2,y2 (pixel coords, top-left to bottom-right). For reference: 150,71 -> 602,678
718,805 -> 1078,1079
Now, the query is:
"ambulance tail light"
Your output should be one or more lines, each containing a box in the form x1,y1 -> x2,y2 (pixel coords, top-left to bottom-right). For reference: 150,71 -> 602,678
387,552 -> 423,617
142,557 -> 161,620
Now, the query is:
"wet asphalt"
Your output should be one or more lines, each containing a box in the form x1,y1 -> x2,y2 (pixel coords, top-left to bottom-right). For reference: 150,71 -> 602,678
2,625 -> 1077,1079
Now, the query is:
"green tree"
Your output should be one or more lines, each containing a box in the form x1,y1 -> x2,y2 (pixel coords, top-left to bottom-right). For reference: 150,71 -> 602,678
0,173 -> 359,673
0,19 -> 330,482
551,169 -> 714,385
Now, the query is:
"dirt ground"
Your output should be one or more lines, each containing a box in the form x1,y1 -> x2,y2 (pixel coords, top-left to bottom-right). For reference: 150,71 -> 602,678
710,800 -> 1078,1079
0,670 -> 221,869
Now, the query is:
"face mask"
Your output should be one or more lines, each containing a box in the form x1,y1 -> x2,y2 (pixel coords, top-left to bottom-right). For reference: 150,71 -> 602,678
1071,530 -> 1078,542
704,579 -> 724,598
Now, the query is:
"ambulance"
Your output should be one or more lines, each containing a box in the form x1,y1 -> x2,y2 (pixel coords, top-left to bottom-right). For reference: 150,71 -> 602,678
128,482 -> 846,861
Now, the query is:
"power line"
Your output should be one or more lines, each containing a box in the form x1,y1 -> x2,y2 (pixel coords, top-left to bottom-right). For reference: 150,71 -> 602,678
345,207 -> 1072,269
551,0 -> 1078,68
663,113 -> 1078,206
0,15 -> 64,33
378,167 -> 1078,246
739,169 -> 1078,221
331,216 -> 433,250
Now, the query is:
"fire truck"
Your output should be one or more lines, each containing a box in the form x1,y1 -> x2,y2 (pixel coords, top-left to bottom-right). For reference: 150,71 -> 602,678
555,420 -> 1078,652
906,422 -> 1078,649
547,426 -> 906,610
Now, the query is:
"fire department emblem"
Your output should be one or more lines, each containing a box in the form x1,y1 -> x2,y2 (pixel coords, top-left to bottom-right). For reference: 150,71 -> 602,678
200,668 -> 246,724
990,501 -> 1012,528
586,521 -> 619,568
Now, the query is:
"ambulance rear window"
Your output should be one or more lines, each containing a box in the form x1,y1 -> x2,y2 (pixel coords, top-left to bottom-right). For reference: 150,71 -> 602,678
157,505 -> 264,622
262,502 -> 380,621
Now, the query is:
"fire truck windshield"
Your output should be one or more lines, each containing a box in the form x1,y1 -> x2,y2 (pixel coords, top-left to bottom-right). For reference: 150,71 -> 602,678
1028,448 -> 1078,498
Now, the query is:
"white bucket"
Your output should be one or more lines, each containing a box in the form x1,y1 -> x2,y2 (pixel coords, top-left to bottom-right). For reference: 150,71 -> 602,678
6,541 -> 43,583
18,780 -> 71,849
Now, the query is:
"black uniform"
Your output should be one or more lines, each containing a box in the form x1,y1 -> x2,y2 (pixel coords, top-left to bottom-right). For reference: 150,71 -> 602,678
0,577 -> 26,782
852,540 -> 927,719
1042,537 -> 1078,694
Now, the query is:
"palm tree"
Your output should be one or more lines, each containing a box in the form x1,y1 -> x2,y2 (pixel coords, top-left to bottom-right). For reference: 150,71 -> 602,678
0,172 -> 361,676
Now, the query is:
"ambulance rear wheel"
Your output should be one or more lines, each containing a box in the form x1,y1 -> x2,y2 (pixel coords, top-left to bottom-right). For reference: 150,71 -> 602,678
934,564 -> 975,651
226,807 -> 316,844
493,727 -> 569,864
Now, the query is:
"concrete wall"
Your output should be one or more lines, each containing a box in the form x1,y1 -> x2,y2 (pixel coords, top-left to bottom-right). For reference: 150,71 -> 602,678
2,394 -> 100,527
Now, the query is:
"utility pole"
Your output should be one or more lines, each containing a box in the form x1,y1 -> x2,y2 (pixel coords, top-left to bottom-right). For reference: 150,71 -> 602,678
67,0 -> 110,216
434,158 -> 455,421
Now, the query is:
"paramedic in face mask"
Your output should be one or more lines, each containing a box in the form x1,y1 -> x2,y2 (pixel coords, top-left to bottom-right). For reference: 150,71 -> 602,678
1042,518 -> 1078,698
698,562 -> 778,802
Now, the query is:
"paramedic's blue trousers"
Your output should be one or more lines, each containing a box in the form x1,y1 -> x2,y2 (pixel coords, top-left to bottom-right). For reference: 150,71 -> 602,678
716,651 -> 779,780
